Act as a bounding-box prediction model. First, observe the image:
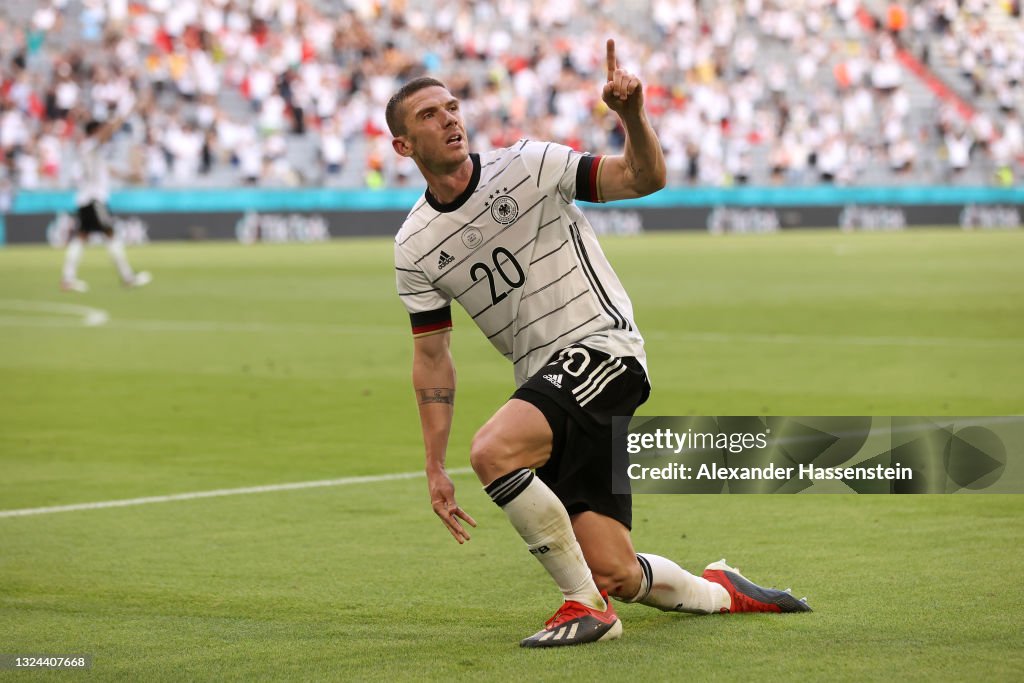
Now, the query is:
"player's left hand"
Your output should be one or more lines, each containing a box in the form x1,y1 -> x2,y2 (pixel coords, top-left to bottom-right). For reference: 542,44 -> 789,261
428,469 -> 477,544
602,39 -> 644,116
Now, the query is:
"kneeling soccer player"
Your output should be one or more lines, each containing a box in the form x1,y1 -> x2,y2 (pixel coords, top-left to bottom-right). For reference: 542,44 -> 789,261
390,40 -> 811,648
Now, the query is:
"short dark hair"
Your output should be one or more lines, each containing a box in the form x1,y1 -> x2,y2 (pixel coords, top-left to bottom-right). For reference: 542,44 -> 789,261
84,120 -> 102,137
385,77 -> 447,137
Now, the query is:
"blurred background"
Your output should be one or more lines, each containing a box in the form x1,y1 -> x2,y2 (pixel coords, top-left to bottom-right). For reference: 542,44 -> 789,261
0,0 -> 1021,195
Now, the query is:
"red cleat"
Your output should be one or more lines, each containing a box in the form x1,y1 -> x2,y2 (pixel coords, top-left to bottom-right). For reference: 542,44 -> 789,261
520,591 -> 623,648
703,560 -> 812,613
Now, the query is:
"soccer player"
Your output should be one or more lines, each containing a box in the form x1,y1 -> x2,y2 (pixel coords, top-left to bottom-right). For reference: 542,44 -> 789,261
390,40 -> 810,648
60,107 -> 151,293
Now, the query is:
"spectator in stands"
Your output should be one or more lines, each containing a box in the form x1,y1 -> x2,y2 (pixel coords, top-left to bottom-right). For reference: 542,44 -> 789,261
886,3 -> 909,40
944,124 -> 973,178
236,127 -> 263,185
319,115 -> 346,181
817,133 -> 848,183
888,134 -> 917,175
143,130 -> 168,186
1002,109 -> 1023,159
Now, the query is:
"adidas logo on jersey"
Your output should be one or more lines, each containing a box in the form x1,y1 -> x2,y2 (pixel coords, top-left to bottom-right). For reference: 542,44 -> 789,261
543,373 -> 563,388
438,251 -> 455,269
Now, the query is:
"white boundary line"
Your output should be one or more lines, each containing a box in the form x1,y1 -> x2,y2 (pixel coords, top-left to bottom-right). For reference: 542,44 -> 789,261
0,299 -> 109,327
0,467 -> 474,519
3,417 -> 1019,519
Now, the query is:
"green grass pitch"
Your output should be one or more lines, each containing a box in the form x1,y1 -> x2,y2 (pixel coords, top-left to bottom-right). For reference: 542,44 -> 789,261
1,229 -> 1022,681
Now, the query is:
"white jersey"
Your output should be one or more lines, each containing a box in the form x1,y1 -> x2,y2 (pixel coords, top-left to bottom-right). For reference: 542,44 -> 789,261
74,137 -> 111,206
395,140 -> 646,387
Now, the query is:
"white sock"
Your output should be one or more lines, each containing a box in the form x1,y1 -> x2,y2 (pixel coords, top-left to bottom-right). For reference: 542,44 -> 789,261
627,553 -> 730,614
485,469 -> 605,610
105,237 -> 134,281
63,238 -> 84,281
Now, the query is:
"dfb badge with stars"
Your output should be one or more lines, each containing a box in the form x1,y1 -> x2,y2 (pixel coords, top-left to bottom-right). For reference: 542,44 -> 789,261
487,187 -> 519,225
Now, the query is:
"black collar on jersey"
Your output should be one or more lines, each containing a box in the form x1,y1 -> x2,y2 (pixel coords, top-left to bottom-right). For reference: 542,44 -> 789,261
424,153 -> 480,213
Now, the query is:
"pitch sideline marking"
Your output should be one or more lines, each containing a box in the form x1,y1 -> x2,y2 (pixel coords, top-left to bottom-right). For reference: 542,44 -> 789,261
4,415 -> 1020,519
0,299 -> 109,327
0,467 -> 474,519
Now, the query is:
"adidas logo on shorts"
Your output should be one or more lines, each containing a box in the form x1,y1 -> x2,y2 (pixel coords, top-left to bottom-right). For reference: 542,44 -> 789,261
438,251 -> 455,269
543,373 -> 563,388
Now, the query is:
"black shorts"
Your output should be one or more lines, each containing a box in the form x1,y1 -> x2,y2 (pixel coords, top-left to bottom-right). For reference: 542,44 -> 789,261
77,202 -> 114,235
512,344 -> 650,530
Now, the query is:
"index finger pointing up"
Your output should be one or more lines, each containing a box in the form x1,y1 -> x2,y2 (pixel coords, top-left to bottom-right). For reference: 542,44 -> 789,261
606,38 -> 616,81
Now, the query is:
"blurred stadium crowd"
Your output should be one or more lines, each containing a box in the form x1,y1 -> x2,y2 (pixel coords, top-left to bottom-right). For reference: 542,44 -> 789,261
0,0 -> 1021,192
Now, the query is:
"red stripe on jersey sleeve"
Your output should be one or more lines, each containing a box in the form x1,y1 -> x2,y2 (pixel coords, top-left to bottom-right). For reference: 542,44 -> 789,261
410,305 -> 453,337
575,154 -> 605,203
412,319 -> 453,337
588,155 -> 604,202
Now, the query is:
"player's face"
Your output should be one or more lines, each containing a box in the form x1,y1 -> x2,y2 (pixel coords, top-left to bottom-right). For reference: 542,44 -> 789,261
396,86 -> 469,170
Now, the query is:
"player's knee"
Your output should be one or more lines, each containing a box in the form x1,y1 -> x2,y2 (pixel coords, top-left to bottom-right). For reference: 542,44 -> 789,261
469,426 -> 506,480
470,425 -> 539,483
592,558 -> 643,599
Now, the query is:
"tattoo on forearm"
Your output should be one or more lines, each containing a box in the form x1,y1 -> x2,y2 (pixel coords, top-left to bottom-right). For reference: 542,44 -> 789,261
418,388 -> 455,405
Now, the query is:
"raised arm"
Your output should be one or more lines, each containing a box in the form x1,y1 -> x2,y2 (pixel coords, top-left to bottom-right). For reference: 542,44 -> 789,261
596,38 -> 667,202
412,328 -> 476,543
93,115 -> 125,144
93,92 -> 138,144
